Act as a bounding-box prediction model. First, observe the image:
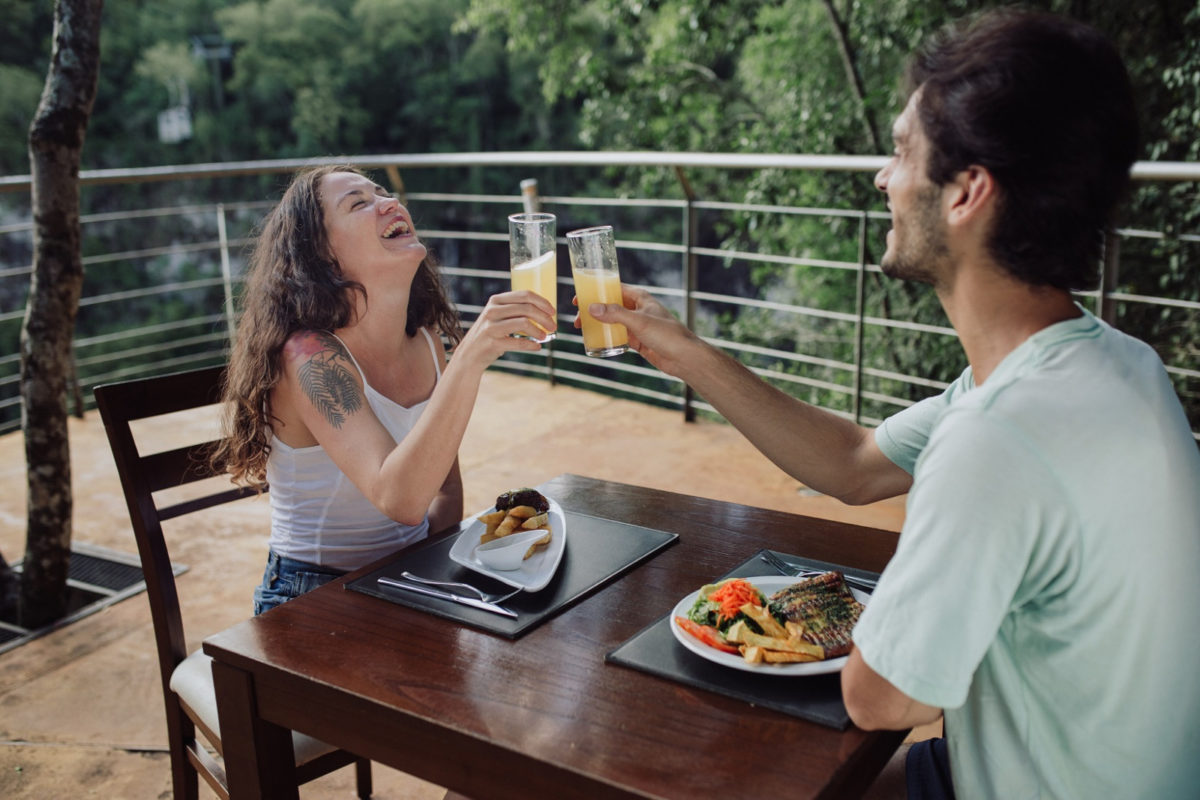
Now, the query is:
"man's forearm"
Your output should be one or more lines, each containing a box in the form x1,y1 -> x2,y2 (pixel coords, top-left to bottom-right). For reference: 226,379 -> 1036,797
678,339 -> 908,504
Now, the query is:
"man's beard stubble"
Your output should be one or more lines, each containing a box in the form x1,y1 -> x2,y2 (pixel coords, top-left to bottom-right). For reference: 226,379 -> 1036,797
880,184 -> 949,287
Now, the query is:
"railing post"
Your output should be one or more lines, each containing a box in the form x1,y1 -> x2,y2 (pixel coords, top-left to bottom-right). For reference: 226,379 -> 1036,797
217,203 -> 236,344
1098,230 -> 1120,326
521,179 -> 541,213
852,211 -> 868,424
674,167 -> 698,422
385,165 -> 407,205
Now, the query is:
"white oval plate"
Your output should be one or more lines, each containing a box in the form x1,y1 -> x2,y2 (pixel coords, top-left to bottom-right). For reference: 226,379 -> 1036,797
669,575 -> 870,676
447,497 -> 566,591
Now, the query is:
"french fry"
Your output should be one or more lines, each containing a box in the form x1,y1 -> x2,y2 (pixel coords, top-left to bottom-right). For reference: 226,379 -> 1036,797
739,603 -> 788,638
477,510 -> 506,541
740,645 -> 765,664
477,510 -> 506,525
725,620 -> 752,644
784,621 -> 809,639
725,620 -> 825,663
523,530 -> 552,559
506,505 -> 539,519
521,512 -> 549,530
762,650 -> 822,664
493,514 -> 522,538
739,630 -> 824,659
480,504 -> 552,547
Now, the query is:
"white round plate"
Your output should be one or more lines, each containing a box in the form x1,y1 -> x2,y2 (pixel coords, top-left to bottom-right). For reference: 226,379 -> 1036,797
669,575 -> 869,676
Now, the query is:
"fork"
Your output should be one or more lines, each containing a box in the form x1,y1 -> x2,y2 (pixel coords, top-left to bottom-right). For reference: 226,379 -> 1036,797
399,571 -> 523,604
759,551 -> 878,591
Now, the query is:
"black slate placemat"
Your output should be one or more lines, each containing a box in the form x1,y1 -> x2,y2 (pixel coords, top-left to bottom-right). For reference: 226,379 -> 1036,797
604,549 -> 880,730
347,510 -> 677,638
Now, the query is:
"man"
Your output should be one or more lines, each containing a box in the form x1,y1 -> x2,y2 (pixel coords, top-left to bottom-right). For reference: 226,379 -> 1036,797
584,10 -> 1200,799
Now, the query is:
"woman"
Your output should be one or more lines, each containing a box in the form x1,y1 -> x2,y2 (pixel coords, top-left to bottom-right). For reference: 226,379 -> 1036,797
213,165 -> 555,614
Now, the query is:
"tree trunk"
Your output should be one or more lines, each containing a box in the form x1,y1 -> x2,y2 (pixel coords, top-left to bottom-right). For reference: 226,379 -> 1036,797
0,553 -> 18,623
19,0 -> 104,629
820,0 -> 883,155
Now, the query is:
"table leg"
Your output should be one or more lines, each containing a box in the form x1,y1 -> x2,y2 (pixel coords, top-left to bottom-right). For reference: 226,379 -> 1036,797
211,659 -> 300,800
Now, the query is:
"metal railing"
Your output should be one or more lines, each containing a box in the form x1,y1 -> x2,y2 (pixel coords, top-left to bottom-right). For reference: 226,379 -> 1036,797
0,152 -> 1197,441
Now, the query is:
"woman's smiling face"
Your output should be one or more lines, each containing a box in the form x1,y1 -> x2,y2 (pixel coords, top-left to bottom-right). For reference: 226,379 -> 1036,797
319,170 -> 426,284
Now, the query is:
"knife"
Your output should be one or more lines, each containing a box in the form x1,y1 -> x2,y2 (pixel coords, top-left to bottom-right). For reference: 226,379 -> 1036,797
377,577 -> 518,618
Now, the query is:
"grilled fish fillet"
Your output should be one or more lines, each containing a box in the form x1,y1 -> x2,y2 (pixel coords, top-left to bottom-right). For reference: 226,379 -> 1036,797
767,572 -> 864,657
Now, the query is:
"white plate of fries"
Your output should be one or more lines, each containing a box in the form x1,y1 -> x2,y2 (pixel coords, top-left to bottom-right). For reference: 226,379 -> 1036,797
447,498 -> 566,591
669,576 -> 869,675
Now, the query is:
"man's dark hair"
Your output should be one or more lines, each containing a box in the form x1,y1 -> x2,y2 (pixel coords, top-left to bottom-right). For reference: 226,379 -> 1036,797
907,10 -> 1139,290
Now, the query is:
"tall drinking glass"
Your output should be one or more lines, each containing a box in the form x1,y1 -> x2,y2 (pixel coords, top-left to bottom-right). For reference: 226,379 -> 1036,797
567,225 -> 629,358
508,212 -> 558,342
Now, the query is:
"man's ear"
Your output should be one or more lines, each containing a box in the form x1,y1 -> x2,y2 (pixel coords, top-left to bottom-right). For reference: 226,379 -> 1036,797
945,165 -> 997,227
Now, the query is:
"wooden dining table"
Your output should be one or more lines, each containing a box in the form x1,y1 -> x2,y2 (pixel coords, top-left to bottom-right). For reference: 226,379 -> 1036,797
203,473 -> 906,799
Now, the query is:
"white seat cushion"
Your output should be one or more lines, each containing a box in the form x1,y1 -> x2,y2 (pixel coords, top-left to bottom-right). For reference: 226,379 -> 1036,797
169,649 -> 340,766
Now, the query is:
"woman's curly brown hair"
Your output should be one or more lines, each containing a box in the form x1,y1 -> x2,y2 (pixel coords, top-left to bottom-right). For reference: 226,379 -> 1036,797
211,164 -> 462,488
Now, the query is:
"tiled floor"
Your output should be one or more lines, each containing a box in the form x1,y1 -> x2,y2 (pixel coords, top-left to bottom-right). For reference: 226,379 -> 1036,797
0,369 -> 905,799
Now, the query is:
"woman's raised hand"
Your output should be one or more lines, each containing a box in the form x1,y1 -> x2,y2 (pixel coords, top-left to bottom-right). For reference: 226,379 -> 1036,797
454,290 -> 557,369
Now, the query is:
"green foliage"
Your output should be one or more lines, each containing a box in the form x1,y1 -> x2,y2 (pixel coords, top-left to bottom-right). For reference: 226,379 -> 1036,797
0,0 -> 52,174
0,65 -> 43,174
0,0 -> 1196,432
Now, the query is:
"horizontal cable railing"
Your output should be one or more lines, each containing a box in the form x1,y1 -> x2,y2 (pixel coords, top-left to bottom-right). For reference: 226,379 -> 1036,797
0,152 -> 1196,444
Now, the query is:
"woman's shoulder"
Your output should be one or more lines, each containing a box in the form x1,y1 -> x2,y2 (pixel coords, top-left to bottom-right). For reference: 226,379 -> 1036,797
282,330 -> 349,367
418,325 -> 448,356
279,330 -> 363,385
274,330 -> 367,431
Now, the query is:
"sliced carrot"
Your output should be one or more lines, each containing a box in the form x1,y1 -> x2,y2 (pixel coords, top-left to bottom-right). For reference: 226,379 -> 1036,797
709,578 -> 763,624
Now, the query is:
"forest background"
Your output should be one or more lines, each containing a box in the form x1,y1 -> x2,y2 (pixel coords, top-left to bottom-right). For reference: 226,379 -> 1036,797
0,0 -> 1197,434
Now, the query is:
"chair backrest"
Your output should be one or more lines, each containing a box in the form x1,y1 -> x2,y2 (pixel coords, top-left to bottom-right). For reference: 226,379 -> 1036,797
93,365 -> 259,692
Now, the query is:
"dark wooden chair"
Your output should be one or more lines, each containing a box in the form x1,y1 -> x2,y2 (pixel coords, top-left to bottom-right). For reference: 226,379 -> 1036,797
94,365 -> 372,800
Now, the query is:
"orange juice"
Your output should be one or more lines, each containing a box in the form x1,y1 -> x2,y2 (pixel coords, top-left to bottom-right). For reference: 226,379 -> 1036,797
511,251 -> 557,306
572,266 -> 628,356
511,251 -> 557,341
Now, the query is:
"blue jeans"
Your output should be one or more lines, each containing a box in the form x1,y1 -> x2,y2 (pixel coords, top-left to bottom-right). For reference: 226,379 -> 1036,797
253,551 -> 346,615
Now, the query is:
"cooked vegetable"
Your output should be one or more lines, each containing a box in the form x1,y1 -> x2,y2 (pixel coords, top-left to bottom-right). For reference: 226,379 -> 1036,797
709,579 -> 764,623
674,616 -> 740,654
686,578 -> 767,632
495,488 -> 549,514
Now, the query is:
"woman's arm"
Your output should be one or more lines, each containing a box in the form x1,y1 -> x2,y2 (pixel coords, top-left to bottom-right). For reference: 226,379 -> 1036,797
274,291 -> 554,525
426,457 -> 464,534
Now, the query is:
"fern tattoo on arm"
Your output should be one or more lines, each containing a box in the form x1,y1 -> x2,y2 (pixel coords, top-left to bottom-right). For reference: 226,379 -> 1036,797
296,334 -> 364,429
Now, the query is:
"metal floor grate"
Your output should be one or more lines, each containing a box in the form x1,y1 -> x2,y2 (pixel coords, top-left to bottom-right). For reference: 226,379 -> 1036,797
67,551 -> 144,592
1,543 -> 177,657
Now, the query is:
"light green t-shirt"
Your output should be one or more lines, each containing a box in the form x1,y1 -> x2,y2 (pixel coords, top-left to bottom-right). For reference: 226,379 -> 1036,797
856,309 -> 1200,799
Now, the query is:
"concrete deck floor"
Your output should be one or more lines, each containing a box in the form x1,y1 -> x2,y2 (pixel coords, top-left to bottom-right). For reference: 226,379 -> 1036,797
0,369 -> 905,799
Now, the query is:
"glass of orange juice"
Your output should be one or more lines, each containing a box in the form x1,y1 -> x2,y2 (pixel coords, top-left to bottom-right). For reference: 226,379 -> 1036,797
508,212 -> 558,342
566,225 -> 629,358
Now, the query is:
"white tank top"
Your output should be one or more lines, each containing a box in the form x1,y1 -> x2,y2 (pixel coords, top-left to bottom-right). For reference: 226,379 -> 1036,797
264,328 -> 442,571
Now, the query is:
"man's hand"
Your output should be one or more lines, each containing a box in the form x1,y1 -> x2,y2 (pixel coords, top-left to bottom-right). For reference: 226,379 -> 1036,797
577,286 -> 700,377
578,285 -> 911,506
